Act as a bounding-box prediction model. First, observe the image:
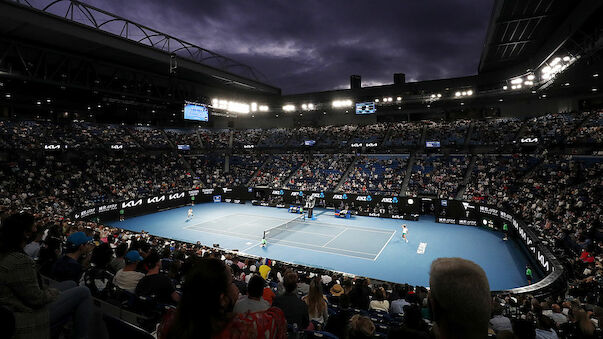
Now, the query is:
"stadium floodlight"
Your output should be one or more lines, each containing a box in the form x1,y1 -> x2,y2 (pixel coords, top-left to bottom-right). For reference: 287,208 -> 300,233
308,103 -> 315,110
430,94 -> 436,98
550,57 -> 561,66
212,98 -> 218,106
301,104 -> 307,110
282,104 -> 296,112
466,90 -> 473,96
407,199 -> 414,205
437,93 -> 442,98
542,66 -> 552,74
594,74 -> 599,78
527,74 -> 535,81
36,101 -> 41,105
455,92 -> 461,97
516,84 -> 522,89
375,99 -> 380,102
332,99 -> 353,108
511,78 -> 523,85
524,81 -> 533,86
387,97 -> 393,102
46,99 -> 51,103
563,56 -> 570,62
592,88 -> 598,92
5,94 -> 10,98
397,97 -> 402,101
511,85 -> 517,90
259,105 -> 269,112
251,102 -> 258,112
461,91 -> 467,96
503,85 -> 508,90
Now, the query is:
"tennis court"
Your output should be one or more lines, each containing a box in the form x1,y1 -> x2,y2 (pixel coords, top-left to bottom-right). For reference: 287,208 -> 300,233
183,213 -> 395,260
107,202 -> 533,290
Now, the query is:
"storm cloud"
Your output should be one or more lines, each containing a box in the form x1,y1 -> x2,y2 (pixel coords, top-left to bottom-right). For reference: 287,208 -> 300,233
83,0 -> 494,94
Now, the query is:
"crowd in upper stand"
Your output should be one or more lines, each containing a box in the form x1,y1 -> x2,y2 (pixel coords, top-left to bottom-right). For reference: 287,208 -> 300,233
1,111 -> 601,151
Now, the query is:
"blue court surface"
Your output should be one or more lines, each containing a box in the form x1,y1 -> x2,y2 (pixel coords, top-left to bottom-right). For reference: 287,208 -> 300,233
107,202 -> 532,290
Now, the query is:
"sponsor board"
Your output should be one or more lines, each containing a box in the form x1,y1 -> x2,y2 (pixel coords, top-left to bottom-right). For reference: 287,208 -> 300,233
98,204 -> 118,213
44,144 -> 61,150
458,219 -> 477,226
202,188 -> 214,194
169,192 -> 185,200
437,217 -> 456,224
110,144 -> 123,150
122,199 -> 143,208
147,195 -> 166,204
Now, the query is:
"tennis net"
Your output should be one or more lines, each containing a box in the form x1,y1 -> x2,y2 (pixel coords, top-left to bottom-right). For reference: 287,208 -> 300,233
263,216 -> 301,240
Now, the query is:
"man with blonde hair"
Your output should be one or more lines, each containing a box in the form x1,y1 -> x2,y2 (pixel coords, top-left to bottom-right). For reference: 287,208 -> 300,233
429,257 -> 491,339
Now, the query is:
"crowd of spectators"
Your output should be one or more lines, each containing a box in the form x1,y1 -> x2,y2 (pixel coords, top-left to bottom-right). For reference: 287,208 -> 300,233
522,113 -> 582,145
385,122 -> 423,147
0,114 -> 601,338
340,156 -> 408,196
406,155 -> 469,198
128,127 -> 171,149
462,154 -> 540,205
286,154 -> 353,192
249,154 -> 304,188
469,118 -> 522,145
2,202 -> 600,339
423,120 -> 470,146
1,113 -> 602,153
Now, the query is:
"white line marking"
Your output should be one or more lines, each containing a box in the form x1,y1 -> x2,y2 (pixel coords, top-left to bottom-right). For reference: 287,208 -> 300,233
322,228 -> 347,247
260,239 -> 376,261
266,237 -> 378,256
242,242 -> 261,252
374,231 -> 396,261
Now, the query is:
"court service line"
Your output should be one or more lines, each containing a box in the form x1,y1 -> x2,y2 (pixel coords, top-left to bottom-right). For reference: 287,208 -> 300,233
322,228 -> 348,248
373,230 -> 396,261
265,239 -> 376,261
269,237 -> 378,256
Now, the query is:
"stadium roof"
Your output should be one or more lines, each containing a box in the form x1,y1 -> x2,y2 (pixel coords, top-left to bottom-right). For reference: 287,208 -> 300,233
0,0 -> 280,96
479,0 -> 602,75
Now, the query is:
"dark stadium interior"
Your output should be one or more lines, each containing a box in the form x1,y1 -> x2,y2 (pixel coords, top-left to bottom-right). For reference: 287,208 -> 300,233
0,0 -> 602,338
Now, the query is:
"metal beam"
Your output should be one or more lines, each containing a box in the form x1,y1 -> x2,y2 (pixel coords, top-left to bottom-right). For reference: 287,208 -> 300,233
496,14 -> 549,25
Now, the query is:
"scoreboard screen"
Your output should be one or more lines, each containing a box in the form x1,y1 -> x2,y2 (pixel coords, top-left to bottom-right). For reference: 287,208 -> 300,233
355,102 -> 376,115
184,101 -> 209,121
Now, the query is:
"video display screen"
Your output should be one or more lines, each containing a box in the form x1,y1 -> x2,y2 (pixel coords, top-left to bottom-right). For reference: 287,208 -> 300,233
184,101 -> 209,121
426,141 -> 441,148
355,102 -> 376,114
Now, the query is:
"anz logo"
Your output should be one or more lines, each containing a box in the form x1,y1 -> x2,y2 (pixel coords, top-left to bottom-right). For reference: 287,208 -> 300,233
168,192 -> 185,200
356,195 -> 372,202
122,199 -> 143,208
381,197 -> 399,203
147,195 -> 166,204
332,194 -> 348,200
272,190 -> 284,195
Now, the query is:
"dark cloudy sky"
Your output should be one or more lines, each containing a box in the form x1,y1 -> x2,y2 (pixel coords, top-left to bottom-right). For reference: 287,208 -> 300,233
84,0 -> 494,94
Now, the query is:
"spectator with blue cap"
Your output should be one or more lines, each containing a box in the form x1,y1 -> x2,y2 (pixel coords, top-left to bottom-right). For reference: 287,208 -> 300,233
113,250 -> 145,293
51,231 -> 93,283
